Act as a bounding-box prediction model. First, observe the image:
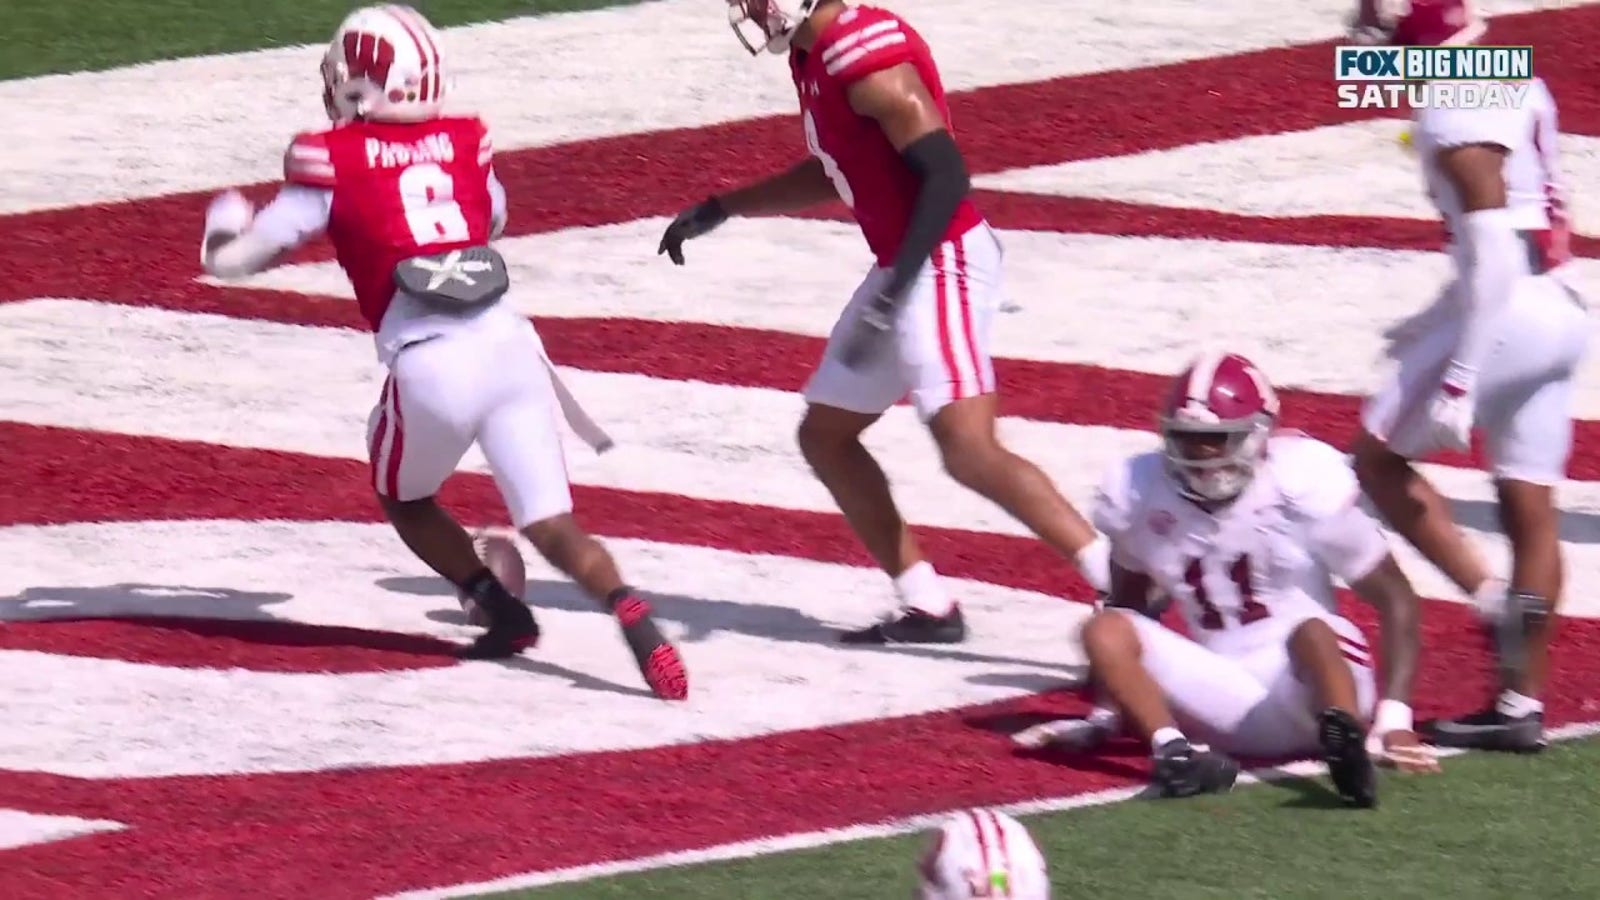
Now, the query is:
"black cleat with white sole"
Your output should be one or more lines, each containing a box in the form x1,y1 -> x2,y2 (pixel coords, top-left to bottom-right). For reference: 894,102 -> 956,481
839,604 -> 966,644
1151,737 -> 1239,798
1422,706 -> 1546,753
1319,707 -> 1377,808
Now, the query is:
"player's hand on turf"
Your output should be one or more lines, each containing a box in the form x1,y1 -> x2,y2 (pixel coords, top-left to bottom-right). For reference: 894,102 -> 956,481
657,196 -> 729,265
1376,729 -> 1442,774
839,290 -> 898,371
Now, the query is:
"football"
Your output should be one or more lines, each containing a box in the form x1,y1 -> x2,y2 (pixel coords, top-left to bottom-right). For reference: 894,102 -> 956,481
459,528 -> 528,627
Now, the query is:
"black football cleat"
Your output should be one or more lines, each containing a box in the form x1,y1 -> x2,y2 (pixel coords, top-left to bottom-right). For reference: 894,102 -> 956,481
1318,707 -> 1378,808
454,574 -> 539,660
1151,737 -> 1239,798
1422,706 -> 1546,753
839,604 -> 967,644
455,621 -> 538,660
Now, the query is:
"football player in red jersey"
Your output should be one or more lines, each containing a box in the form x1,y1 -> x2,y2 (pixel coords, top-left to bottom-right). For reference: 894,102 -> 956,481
659,1 -> 1111,643
199,5 -> 687,700
1347,0 -> 1586,750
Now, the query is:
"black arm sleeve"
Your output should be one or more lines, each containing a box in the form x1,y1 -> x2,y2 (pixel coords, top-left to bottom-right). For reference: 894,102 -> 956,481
883,129 -> 970,301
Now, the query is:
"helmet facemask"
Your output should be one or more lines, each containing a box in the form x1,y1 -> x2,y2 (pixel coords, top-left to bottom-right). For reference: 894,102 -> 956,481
727,0 -> 814,55
1160,417 -> 1271,505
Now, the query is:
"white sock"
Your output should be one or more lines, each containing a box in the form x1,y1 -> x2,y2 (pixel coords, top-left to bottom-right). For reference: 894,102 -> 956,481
893,561 -> 952,616
1496,690 -> 1543,718
1151,726 -> 1184,753
1075,534 -> 1111,594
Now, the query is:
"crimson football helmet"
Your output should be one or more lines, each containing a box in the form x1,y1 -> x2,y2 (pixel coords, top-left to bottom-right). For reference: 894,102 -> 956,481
727,0 -> 820,55
1159,352 -> 1281,504
1348,0 -> 1486,46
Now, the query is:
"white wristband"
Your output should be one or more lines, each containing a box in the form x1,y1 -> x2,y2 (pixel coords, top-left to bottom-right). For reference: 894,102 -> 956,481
1373,699 -> 1413,735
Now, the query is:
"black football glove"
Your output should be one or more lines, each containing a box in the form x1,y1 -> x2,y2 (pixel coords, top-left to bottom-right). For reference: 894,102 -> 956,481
657,196 -> 729,265
838,290 -> 900,371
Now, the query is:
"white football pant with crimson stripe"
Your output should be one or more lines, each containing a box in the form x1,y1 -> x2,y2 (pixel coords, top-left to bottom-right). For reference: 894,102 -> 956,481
367,314 -> 574,528
805,222 -> 1004,420
1113,608 -> 1377,759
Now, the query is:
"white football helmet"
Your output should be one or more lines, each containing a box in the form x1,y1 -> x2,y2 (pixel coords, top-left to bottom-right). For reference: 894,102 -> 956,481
320,4 -> 448,124
917,810 -> 1050,899
726,0 -> 822,55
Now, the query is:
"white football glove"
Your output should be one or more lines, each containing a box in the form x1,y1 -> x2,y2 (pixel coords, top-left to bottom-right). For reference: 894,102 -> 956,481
201,190 -> 255,269
205,189 -> 254,236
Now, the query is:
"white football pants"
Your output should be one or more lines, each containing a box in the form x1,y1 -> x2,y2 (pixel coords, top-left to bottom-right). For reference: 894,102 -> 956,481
366,315 -> 574,528
805,222 -> 1005,422
1362,273 -> 1590,485
1116,608 -> 1377,759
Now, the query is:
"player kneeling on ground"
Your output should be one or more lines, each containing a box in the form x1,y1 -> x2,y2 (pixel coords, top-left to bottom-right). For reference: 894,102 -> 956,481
1016,353 -> 1439,805
197,5 -> 686,700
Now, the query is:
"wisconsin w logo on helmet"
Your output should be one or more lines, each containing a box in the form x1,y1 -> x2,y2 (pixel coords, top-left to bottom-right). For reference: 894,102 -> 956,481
341,31 -> 398,92
320,4 -> 447,124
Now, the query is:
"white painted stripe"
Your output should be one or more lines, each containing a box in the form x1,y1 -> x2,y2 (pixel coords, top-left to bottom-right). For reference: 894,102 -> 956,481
0,0 -> 1401,213
820,19 -> 901,64
6,298 -> 1600,617
0,809 -> 127,851
201,217 -> 1600,416
975,120 -> 1600,237
0,521 -> 1082,777
825,33 -> 909,77
386,719 -> 1600,897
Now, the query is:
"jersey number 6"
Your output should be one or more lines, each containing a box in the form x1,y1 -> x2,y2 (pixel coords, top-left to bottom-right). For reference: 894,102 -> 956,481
1183,554 -> 1270,630
398,163 -> 471,246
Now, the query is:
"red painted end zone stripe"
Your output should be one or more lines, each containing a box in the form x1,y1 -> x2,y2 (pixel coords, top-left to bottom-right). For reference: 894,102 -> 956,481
4,424 -> 1600,897
34,278 -> 1600,480
3,6 -> 1599,308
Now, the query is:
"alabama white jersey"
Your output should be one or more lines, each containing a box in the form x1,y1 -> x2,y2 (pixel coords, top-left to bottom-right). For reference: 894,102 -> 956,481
1093,434 -> 1390,655
1412,77 -> 1571,275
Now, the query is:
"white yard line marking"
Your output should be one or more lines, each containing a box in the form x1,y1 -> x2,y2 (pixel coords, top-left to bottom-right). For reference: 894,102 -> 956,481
388,720 -> 1600,898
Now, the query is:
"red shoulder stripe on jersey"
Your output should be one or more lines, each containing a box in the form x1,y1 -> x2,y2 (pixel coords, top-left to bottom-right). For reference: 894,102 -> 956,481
478,131 -> 493,166
284,134 -> 336,188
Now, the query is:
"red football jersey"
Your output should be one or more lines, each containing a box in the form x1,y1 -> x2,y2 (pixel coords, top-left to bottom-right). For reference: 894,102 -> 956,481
789,5 -> 984,267
284,115 -> 497,330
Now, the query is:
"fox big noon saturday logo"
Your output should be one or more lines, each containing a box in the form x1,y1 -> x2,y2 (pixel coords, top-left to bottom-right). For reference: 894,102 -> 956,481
1334,44 -> 1533,110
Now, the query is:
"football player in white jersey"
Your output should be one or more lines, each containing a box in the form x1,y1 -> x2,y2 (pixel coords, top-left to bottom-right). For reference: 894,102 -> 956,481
1346,0 -> 1589,752
1017,354 -> 1437,806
